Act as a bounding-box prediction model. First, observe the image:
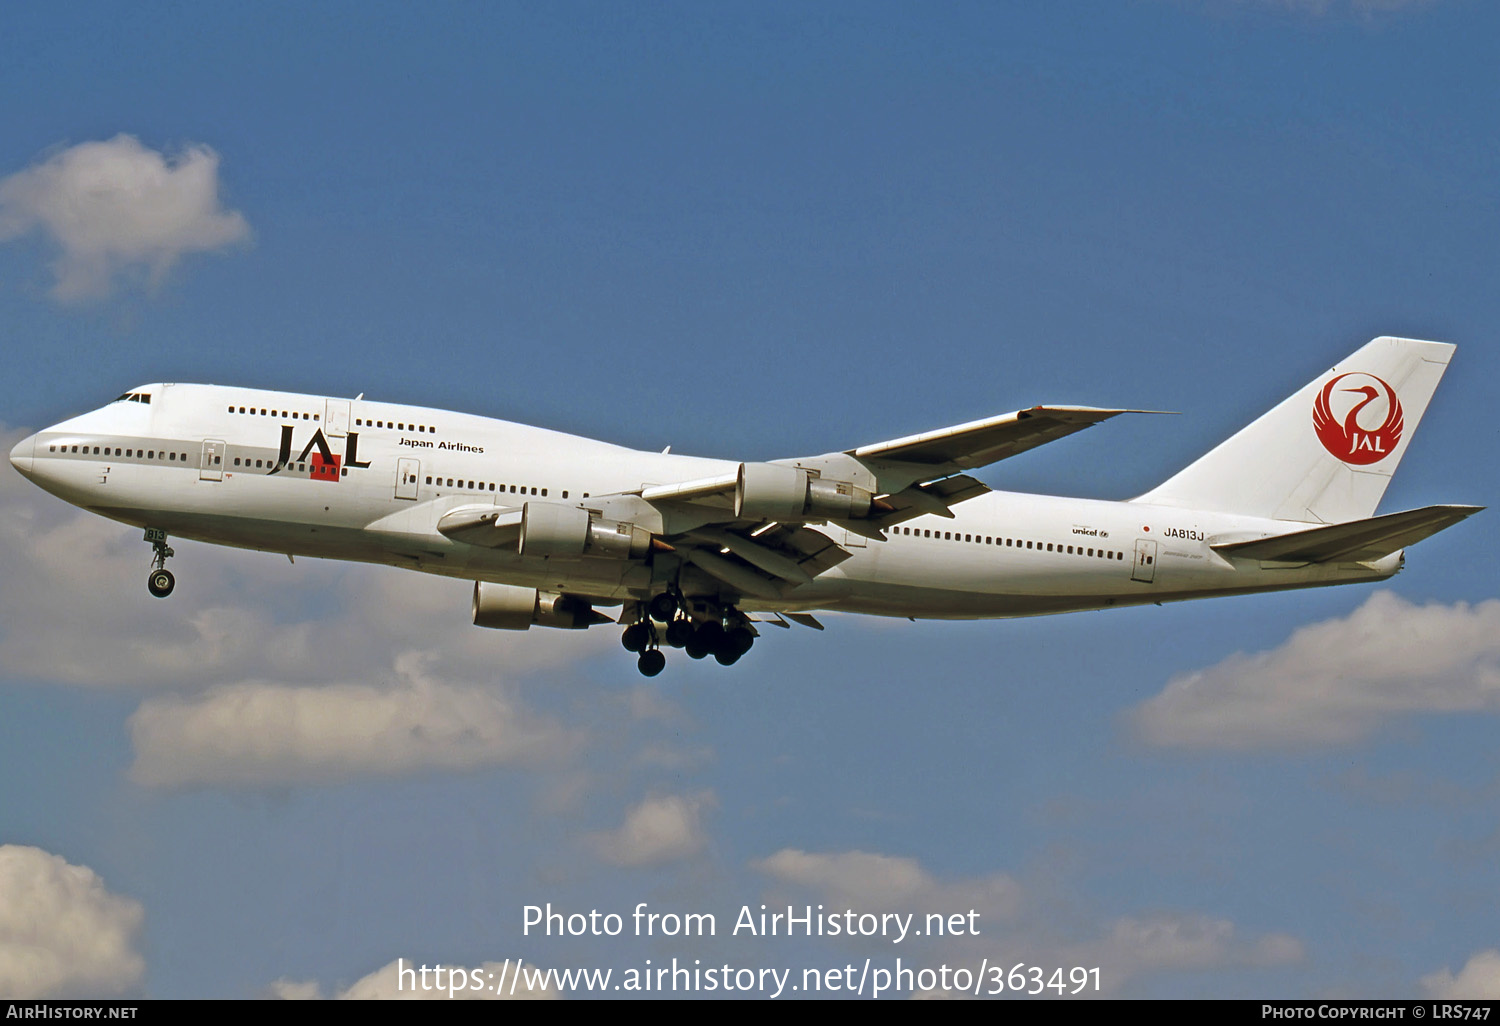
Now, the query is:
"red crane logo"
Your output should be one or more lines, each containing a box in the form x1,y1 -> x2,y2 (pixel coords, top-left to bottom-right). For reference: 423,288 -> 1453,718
1313,372 -> 1403,465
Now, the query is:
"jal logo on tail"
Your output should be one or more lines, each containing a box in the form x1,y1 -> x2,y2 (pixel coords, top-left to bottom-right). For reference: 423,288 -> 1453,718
1312,372 -> 1403,465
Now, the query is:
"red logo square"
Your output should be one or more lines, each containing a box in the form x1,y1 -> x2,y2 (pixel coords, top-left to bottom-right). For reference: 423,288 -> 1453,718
310,452 -> 342,481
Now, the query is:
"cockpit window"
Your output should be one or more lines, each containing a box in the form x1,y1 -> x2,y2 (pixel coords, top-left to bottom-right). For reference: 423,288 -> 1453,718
113,392 -> 152,404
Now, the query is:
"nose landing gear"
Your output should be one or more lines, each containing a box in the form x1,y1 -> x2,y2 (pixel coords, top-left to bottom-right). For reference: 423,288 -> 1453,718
144,528 -> 175,598
147,567 -> 175,598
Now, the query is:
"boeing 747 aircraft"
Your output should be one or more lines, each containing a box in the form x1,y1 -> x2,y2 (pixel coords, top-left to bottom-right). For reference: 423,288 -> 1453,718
8,336 -> 1479,675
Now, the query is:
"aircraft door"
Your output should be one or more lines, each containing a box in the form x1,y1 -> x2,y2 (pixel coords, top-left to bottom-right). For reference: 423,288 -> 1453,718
395,458 -> 420,500
326,400 -> 350,438
200,439 -> 225,482
1131,538 -> 1158,583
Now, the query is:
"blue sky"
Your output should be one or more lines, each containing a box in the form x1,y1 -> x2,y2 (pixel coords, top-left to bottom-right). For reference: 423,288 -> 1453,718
1,0 -> 1498,1000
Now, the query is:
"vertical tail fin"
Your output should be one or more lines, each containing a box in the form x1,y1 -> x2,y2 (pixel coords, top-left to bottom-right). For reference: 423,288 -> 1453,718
1133,336 -> 1455,524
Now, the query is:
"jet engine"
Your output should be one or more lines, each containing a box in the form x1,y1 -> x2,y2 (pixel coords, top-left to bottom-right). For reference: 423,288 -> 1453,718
471,582 -> 606,630
518,502 -> 652,560
733,462 -> 873,521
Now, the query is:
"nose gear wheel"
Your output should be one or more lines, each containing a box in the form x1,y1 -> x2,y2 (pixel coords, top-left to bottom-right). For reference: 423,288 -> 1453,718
144,529 -> 176,597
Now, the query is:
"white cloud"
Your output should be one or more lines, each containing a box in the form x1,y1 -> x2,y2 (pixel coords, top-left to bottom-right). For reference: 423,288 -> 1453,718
755,848 -> 1301,994
128,652 -> 578,787
0,134 -> 250,300
591,793 -> 713,866
754,848 -> 1022,920
273,958 -> 558,1000
1422,950 -> 1500,999
1081,914 -> 1302,977
266,978 -> 323,1000
1131,591 -> 1500,749
0,846 -> 145,998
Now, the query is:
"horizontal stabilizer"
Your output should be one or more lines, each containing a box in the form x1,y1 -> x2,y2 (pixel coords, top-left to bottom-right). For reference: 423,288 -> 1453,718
1212,504 -> 1482,563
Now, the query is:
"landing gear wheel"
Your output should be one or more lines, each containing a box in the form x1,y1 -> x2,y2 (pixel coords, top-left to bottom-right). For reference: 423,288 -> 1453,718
648,592 -> 678,622
664,619 -> 693,649
727,626 -> 755,654
637,649 -> 666,677
621,622 -> 652,653
147,568 -> 175,598
685,621 -> 722,660
712,626 -> 754,665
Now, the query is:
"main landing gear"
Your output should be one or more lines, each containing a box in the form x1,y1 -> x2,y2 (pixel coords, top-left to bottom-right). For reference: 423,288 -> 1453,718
144,528 -> 175,598
620,619 -> 663,676
620,592 -> 756,676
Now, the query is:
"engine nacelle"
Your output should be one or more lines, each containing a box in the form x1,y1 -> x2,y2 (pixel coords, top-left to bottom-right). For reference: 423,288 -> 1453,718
734,462 -> 873,521
472,582 -> 600,630
517,502 -> 652,560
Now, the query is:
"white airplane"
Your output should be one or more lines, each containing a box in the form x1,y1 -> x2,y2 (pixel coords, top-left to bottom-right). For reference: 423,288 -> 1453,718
7,336 -> 1480,676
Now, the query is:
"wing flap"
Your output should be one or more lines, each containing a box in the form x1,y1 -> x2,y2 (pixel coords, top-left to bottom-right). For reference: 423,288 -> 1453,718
1211,504 -> 1483,563
869,474 -> 991,526
684,549 -> 788,600
684,524 -> 850,585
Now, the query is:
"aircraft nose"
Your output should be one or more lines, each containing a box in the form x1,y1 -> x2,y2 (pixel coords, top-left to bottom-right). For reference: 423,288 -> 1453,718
9,433 -> 34,478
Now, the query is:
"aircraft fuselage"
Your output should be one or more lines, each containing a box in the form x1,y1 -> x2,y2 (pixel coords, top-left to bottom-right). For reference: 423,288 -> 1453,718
8,382 -> 1397,623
